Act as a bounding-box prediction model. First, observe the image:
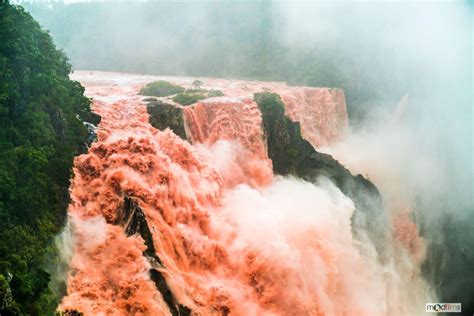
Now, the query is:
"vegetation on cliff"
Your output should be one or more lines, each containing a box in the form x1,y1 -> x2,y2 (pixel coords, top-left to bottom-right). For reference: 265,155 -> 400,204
172,91 -> 207,106
146,100 -> 187,139
140,80 -> 184,97
172,88 -> 224,106
141,80 -> 225,106
0,3 -> 98,314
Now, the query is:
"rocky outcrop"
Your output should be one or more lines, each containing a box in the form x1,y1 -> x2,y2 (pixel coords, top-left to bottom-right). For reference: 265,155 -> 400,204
58,310 -> 83,316
83,121 -> 98,148
254,92 -> 387,244
116,197 -> 191,316
146,101 -> 187,140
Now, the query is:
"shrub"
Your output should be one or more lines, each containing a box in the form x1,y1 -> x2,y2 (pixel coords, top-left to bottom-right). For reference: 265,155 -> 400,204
139,81 -> 185,97
192,80 -> 203,90
172,92 -> 207,106
208,89 -> 224,97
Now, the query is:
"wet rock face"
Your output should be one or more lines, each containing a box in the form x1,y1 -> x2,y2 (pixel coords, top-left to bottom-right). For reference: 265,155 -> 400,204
59,310 -> 84,316
115,197 -> 158,259
83,121 -> 98,148
254,92 -> 387,245
146,101 -> 187,140
116,197 -> 191,316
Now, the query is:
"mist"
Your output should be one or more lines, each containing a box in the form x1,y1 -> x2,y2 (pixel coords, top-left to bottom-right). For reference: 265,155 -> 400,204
23,0 -> 473,170
20,0 -> 473,313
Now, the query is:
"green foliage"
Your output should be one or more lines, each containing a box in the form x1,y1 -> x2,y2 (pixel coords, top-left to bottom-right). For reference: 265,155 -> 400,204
0,4 -> 95,314
208,89 -> 224,98
171,88 -> 224,105
253,92 -> 301,175
172,91 -> 207,106
192,80 -> 203,90
139,80 -> 184,97
146,101 -> 187,139
0,273 -> 19,314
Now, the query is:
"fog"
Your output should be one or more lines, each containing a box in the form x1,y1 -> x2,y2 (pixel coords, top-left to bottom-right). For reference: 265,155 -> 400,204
21,0 -> 473,312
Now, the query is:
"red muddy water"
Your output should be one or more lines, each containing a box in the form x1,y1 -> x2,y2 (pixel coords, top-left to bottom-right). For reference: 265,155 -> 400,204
59,72 -> 431,315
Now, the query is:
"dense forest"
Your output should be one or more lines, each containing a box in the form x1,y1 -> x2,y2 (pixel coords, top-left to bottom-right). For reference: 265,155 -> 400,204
0,3 -> 98,314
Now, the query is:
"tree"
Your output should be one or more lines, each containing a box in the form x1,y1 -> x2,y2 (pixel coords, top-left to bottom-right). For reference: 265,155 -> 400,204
192,80 -> 203,90
0,3 -> 97,314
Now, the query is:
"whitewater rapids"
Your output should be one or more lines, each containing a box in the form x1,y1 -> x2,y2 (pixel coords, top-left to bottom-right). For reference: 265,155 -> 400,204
58,71 -> 433,315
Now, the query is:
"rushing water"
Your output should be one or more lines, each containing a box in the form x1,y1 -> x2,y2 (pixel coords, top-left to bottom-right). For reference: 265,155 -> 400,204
59,72 -> 432,315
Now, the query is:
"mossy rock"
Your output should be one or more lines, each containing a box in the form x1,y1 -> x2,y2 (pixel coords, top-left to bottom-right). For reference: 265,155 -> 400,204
146,101 -> 187,140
